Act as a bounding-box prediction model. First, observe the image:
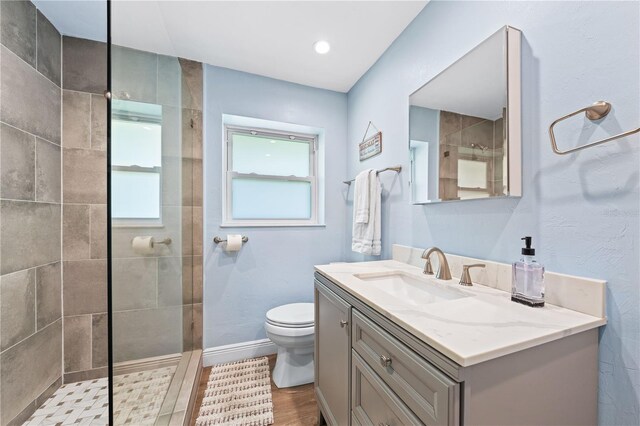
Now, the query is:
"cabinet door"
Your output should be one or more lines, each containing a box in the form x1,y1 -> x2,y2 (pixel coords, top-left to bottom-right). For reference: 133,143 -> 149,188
315,281 -> 351,426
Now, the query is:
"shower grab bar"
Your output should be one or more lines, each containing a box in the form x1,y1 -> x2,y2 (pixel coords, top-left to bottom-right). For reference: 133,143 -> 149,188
549,101 -> 640,155
213,236 -> 249,244
343,165 -> 402,184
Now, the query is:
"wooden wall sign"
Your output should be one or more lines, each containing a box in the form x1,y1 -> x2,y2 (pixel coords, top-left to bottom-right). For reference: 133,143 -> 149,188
359,131 -> 382,161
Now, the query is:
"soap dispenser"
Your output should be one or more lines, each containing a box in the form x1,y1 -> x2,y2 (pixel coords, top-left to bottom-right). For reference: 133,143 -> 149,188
512,236 -> 545,307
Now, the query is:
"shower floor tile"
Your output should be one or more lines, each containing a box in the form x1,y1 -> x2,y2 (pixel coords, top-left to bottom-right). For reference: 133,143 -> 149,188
24,365 -> 177,425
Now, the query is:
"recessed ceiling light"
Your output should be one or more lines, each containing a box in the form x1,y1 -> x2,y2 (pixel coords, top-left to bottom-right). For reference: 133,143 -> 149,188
314,40 -> 330,55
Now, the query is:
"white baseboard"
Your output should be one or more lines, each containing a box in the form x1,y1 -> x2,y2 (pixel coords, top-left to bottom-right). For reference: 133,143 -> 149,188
203,338 -> 277,367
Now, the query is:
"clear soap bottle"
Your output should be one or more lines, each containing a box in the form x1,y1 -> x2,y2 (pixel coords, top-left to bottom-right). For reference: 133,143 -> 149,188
512,236 -> 545,307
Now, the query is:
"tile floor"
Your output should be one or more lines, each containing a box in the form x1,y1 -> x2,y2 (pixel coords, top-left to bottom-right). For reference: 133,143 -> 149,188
24,366 -> 176,425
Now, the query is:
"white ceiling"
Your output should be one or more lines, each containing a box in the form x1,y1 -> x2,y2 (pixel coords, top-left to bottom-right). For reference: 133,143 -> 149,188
34,0 -> 427,92
410,28 -> 506,120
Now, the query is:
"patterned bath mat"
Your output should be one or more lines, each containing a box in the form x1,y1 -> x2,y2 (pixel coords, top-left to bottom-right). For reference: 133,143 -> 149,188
195,357 -> 274,426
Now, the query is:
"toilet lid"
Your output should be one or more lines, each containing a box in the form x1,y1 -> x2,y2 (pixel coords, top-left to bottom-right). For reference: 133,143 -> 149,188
266,303 -> 314,327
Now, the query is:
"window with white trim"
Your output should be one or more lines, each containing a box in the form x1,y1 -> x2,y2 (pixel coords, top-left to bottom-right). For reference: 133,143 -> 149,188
224,125 -> 318,226
112,100 -> 163,226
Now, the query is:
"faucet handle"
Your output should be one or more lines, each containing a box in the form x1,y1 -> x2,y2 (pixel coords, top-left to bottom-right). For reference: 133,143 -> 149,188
459,264 -> 486,286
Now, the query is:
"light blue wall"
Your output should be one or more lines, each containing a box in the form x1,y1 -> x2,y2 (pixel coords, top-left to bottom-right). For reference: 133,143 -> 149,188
203,65 -> 348,348
409,105 -> 439,200
347,1 -> 639,424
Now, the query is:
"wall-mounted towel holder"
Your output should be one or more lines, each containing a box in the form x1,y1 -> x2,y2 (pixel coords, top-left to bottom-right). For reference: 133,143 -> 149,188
213,236 -> 249,244
549,101 -> 640,155
343,166 -> 402,185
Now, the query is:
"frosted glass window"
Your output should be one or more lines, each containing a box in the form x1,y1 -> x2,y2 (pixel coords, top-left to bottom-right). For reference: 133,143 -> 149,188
112,120 -> 161,168
111,100 -> 163,222
231,134 -> 310,177
232,178 -> 311,219
112,171 -> 161,219
224,125 -> 318,225
458,159 -> 488,189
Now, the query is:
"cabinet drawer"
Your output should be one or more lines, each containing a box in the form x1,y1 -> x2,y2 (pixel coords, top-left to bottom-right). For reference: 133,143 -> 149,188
352,310 -> 458,426
352,351 -> 421,426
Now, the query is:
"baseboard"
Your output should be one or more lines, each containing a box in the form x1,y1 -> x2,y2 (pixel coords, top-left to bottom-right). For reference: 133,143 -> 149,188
203,338 -> 277,366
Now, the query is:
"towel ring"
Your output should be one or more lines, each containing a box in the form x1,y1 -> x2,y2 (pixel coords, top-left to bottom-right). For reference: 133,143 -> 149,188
549,101 -> 640,155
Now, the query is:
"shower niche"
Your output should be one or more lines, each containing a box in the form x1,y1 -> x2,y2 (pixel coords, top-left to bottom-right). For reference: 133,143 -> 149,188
408,26 -> 522,204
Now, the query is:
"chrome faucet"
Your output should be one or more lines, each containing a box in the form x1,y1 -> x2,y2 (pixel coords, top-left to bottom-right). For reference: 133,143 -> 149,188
421,247 -> 452,280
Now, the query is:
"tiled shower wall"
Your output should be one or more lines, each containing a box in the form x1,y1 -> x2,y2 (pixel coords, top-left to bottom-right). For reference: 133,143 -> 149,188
438,110 -> 504,199
0,1 -> 63,424
61,36 -> 109,383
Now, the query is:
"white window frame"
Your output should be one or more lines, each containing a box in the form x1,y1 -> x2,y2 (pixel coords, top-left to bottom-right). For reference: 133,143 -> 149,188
111,103 -> 164,228
223,125 -> 319,227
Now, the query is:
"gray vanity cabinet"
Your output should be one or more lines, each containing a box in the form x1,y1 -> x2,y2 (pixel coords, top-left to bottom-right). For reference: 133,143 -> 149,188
315,281 -> 351,426
315,271 -> 600,426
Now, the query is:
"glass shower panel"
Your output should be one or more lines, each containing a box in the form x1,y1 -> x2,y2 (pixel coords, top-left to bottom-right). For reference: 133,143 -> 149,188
109,8 -> 197,423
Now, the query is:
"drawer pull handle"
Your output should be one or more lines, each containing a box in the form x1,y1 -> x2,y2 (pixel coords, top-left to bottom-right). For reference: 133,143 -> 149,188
339,320 -> 348,328
379,355 -> 392,368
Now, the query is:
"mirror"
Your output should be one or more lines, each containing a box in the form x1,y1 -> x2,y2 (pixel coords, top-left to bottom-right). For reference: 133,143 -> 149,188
409,26 -> 521,204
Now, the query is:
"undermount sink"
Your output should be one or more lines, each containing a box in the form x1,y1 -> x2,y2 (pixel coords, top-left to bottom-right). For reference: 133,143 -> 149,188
353,271 -> 471,305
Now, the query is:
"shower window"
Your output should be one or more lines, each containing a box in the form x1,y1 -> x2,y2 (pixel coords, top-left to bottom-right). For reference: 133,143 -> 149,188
223,125 -> 318,226
112,100 -> 163,225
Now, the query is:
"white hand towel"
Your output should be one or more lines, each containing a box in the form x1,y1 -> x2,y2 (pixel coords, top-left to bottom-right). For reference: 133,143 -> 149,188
352,169 -> 382,256
353,169 -> 372,223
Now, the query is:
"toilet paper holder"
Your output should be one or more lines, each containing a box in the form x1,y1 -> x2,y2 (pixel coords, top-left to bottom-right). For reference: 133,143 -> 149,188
152,237 -> 172,246
213,236 -> 249,244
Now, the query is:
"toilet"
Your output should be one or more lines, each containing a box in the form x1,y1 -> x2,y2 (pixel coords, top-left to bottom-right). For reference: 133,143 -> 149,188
264,303 -> 315,388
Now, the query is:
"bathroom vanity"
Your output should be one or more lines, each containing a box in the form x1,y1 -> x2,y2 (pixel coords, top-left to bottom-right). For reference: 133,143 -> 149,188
314,245 -> 606,426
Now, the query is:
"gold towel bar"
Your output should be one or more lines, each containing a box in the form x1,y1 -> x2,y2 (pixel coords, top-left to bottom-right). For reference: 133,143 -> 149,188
549,101 -> 640,155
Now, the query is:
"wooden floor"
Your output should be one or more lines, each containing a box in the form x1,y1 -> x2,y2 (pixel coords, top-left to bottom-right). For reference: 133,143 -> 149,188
190,355 -> 319,425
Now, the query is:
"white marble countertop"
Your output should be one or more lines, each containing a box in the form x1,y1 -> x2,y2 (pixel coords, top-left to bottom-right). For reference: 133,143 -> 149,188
315,260 -> 606,367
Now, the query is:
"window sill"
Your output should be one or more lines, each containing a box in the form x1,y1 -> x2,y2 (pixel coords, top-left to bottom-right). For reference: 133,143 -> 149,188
220,222 -> 326,228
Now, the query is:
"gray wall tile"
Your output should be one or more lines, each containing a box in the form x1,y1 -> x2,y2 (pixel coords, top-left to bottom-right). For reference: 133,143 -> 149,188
113,306 -> 182,363
36,10 -> 61,86
0,201 -> 61,275
1,45 -> 61,144
112,46 -> 158,103
90,205 -> 107,259
62,36 -> 106,94
35,138 -> 61,203
113,257 -> 158,311
179,59 -> 202,111
92,313 -> 108,368
63,204 -> 90,260
0,320 -> 61,425
0,123 -> 35,200
158,257 -> 183,307
36,262 -> 62,330
157,55 -> 181,107
193,255 -> 202,304
0,0 -> 36,67
62,90 -> 91,149
62,260 -> 107,316
0,269 -> 36,351
63,315 -> 91,372
63,367 -> 107,383
63,148 -> 106,204
91,94 -> 107,150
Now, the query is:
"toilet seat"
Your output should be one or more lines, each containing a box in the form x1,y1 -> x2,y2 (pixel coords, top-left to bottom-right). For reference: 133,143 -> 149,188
266,303 -> 314,328
265,321 -> 314,337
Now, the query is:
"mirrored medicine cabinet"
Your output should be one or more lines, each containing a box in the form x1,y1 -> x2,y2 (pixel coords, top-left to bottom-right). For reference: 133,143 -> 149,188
409,26 -> 522,204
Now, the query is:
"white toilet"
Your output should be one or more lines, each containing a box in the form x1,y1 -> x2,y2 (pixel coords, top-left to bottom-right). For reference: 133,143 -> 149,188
264,303 -> 315,388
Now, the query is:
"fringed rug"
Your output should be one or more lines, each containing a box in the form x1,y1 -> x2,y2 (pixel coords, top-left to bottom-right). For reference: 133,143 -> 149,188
195,357 -> 274,426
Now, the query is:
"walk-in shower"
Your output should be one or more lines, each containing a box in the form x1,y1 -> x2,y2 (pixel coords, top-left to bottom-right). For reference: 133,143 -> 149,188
0,1 -> 203,424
